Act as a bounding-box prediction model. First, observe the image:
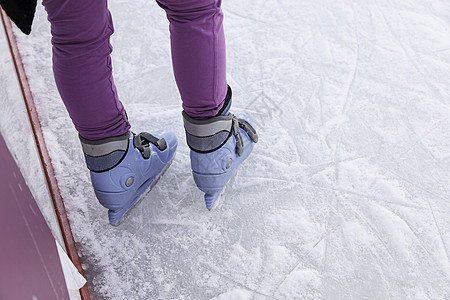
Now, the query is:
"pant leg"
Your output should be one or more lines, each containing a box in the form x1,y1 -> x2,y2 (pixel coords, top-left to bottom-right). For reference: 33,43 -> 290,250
42,0 -> 130,140
156,0 -> 228,119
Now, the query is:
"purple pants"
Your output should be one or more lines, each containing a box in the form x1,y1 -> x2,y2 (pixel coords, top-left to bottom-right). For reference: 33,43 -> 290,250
43,0 -> 227,140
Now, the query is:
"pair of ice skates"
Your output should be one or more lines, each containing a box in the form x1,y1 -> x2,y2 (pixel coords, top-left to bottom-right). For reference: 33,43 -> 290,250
80,87 -> 258,225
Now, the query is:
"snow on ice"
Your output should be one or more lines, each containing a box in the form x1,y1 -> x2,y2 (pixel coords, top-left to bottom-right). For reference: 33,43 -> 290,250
6,0 -> 450,298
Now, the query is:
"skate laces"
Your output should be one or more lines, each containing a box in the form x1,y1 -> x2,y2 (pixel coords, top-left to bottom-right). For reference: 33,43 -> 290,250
232,115 -> 258,157
133,132 -> 167,159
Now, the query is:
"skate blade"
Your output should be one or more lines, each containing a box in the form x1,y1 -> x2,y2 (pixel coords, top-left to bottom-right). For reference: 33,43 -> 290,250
109,156 -> 174,226
206,186 -> 227,212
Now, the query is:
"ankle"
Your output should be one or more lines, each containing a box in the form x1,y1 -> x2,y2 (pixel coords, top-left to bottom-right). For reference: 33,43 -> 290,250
182,111 -> 233,154
216,85 -> 232,116
184,85 -> 233,120
79,131 -> 130,172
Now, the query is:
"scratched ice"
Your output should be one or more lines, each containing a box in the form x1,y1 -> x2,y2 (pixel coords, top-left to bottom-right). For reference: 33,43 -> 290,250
9,0 -> 450,298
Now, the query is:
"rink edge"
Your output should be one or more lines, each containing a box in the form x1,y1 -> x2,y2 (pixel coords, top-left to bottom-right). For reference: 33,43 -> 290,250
0,9 -> 91,300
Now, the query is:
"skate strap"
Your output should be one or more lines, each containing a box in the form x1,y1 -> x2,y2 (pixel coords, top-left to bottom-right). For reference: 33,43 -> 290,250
237,119 -> 259,143
232,117 -> 259,157
232,116 -> 244,156
133,132 -> 167,159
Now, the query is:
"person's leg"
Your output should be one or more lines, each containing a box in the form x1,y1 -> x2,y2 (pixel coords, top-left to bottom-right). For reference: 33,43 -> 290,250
43,0 -> 177,225
157,0 -> 258,209
156,0 -> 228,119
42,0 -> 130,140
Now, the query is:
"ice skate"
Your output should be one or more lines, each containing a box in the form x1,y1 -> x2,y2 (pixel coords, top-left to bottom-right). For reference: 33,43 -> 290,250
183,89 -> 258,210
80,130 -> 177,225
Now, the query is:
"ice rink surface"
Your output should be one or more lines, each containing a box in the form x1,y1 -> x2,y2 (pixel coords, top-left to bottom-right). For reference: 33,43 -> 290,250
9,0 -> 450,298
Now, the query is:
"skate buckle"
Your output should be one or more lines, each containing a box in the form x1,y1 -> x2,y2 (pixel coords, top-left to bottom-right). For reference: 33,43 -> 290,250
133,132 -> 167,159
238,119 -> 259,143
232,116 -> 244,157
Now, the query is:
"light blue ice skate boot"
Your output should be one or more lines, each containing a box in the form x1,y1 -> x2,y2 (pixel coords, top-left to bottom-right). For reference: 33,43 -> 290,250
80,130 -> 177,225
183,88 -> 258,210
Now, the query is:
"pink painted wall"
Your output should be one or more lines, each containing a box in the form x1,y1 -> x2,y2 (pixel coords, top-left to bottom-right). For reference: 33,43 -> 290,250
0,132 -> 69,299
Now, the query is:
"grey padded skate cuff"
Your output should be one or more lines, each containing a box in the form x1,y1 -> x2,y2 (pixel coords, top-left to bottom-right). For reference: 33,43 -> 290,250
183,111 -> 258,156
183,111 -> 233,154
79,131 -> 130,172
